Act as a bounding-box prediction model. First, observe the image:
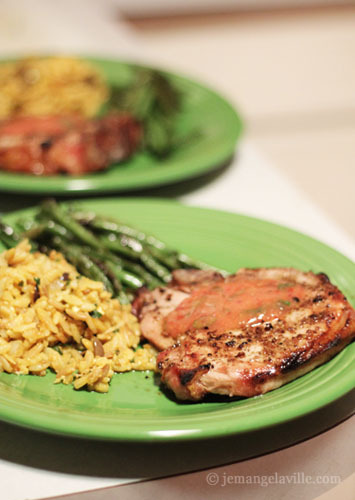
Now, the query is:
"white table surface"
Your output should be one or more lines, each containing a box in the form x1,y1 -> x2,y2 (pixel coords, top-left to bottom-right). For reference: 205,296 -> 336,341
0,1 -> 354,499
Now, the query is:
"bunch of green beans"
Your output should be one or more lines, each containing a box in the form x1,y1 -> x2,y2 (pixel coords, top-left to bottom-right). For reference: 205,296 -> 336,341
0,199 -> 212,304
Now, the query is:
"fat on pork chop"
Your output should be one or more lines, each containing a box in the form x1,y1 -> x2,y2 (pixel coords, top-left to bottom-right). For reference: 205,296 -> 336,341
133,268 -> 355,401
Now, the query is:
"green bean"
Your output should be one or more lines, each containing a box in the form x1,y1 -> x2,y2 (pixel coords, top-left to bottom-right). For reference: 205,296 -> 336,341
103,261 -> 136,304
21,222 -> 46,240
70,207 -> 217,278
52,238 -> 114,294
147,245 -> 180,270
49,228 -> 148,293
41,200 -> 102,250
72,212 -> 174,253
94,259 -> 122,293
139,253 -> 171,283
117,260 -> 162,289
15,217 -> 38,233
80,246 -> 144,290
99,235 -> 140,260
23,220 -> 74,241
177,253 -> 224,273
70,210 -> 217,276
112,234 -> 144,254
108,266 -> 143,290
65,232 -> 161,288
35,214 -> 155,286
99,251 -> 160,288
46,233 -> 141,299
99,234 -> 171,282
0,220 -> 22,248
74,213 -> 217,275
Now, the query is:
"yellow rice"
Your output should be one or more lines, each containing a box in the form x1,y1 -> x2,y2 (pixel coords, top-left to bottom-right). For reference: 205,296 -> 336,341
0,240 -> 157,392
0,56 -> 108,119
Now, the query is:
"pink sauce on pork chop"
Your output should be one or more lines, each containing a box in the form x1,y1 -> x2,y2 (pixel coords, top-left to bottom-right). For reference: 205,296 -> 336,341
164,276 -> 307,340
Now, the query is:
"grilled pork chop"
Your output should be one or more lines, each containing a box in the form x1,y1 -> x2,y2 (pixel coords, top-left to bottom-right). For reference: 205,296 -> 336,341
0,113 -> 141,175
132,269 -> 224,350
134,268 -> 355,401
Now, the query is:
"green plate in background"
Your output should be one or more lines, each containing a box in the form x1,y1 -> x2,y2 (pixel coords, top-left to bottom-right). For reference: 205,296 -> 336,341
0,57 -> 242,194
0,199 -> 354,442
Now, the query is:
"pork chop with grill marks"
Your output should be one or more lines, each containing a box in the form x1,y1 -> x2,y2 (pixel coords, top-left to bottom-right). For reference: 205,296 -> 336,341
135,267 -> 355,401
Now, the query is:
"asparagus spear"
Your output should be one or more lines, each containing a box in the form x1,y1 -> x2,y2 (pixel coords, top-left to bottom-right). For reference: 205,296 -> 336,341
72,211 -> 177,254
72,210 -> 215,272
41,199 -> 103,251
42,200 -> 171,282
79,245 -> 144,290
23,220 -> 74,241
99,234 -> 171,282
0,219 -> 22,248
108,68 -> 182,158
52,237 -> 114,294
24,220 -> 161,292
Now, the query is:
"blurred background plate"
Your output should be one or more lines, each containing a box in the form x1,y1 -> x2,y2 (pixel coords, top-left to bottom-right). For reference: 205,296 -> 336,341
0,198 -> 353,443
0,57 -> 242,195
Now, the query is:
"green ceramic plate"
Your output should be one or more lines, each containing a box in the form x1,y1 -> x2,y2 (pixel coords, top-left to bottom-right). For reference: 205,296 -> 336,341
0,199 -> 354,442
0,57 -> 242,194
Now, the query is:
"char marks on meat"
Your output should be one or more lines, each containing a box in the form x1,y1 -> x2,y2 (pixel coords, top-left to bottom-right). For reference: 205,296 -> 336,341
135,267 -> 355,400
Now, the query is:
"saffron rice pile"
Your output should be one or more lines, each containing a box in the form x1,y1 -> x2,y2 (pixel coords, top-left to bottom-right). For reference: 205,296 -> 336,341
0,240 -> 156,392
0,56 -> 108,119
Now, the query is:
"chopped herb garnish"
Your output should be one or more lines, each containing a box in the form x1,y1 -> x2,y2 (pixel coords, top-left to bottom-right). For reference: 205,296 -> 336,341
64,279 -> 71,289
279,300 -> 291,307
18,280 -> 24,287
89,310 -> 102,318
51,345 -> 63,355
33,277 -> 41,302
